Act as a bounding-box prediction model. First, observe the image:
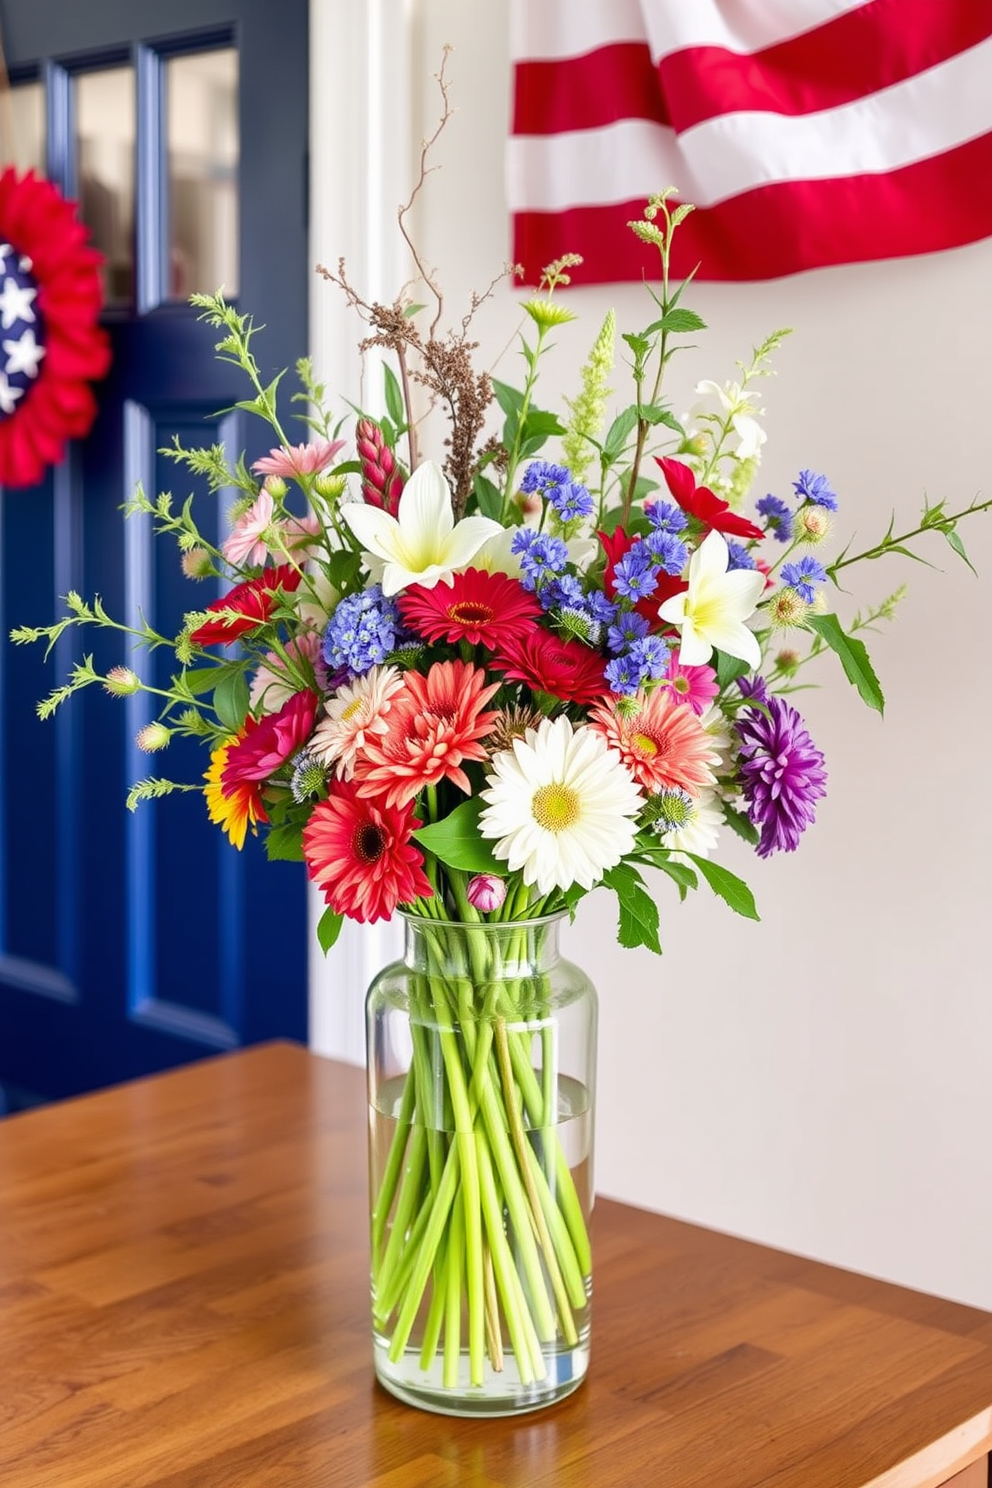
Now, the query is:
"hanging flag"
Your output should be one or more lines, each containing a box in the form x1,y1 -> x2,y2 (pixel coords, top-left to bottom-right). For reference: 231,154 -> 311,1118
508,0 -> 992,283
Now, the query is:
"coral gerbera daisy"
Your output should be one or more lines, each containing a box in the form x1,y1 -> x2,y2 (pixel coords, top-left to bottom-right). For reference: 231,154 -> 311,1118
204,736 -> 267,849
0,169 -> 111,488
496,629 -> 606,707
479,715 -> 643,895
588,688 -> 719,795
302,780 -> 432,923
310,664 -> 405,778
352,659 -> 500,808
396,567 -> 540,648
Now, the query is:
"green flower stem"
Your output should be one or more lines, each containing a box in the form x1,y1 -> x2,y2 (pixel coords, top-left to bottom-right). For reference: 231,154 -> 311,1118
475,1131 -> 545,1384
372,1123 -> 428,1322
443,1202 -> 465,1386
385,1135 -> 461,1364
482,1239 -> 504,1373
419,1234 -> 448,1372
370,1069 -> 416,1261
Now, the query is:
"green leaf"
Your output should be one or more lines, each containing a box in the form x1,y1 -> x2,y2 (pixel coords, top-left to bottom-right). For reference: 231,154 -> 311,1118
722,804 -> 760,847
714,650 -> 750,690
316,906 -> 344,954
521,409 -> 566,439
942,525 -> 978,575
383,363 -> 405,429
622,331 -> 651,360
603,406 -> 639,460
491,379 -> 525,418
656,307 -> 707,334
646,853 -> 698,902
685,854 -> 759,920
638,405 -> 684,433
412,798 -> 502,874
602,863 -> 662,954
472,473 -> 503,521
180,668 -> 219,696
326,549 -> 362,591
804,612 -> 885,714
265,824 -> 304,862
213,667 -> 250,732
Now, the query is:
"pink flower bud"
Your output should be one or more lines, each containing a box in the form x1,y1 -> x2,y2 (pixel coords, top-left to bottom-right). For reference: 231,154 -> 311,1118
466,874 -> 507,914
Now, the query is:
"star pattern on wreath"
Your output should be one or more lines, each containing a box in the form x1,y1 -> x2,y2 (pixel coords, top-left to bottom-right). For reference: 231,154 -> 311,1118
0,241 -> 46,420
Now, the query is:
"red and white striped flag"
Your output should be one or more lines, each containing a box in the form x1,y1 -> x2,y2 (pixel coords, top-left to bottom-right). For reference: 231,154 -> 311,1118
509,0 -> 992,283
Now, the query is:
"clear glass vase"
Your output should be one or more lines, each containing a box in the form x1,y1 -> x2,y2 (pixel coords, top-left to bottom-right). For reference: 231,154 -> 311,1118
366,912 -> 597,1417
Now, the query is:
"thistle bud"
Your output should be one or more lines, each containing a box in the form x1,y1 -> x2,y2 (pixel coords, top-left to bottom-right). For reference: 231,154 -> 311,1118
313,472 -> 347,502
263,475 -> 288,499
103,666 -> 140,696
356,417 -> 405,516
796,506 -> 831,544
135,721 -> 172,752
767,589 -> 809,629
466,874 -> 507,914
181,547 -> 214,580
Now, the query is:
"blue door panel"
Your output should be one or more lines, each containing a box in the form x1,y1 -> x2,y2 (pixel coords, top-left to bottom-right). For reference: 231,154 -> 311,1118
0,0 -> 310,1105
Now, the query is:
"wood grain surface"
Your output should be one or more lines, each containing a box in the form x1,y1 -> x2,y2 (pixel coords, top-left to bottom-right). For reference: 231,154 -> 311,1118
1,1041 -> 990,1488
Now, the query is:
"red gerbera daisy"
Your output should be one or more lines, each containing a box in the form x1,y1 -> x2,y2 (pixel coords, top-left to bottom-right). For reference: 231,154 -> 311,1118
0,169 -> 111,488
656,457 -> 764,542
352,659 -> 500,807
496,629 -> 607,707
397,567 -> 541,648
302,780 -> 433,923
190,564 -> 303,646
221,689 -> 319,792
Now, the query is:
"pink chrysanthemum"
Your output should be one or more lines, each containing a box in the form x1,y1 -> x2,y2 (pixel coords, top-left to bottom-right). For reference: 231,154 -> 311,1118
222,689 -> 319,791
302,780 -> 433,923
397,568 -> 541,649
223,488 -> 274,567
352,659 -> 500,807
663,653 -> 719,715
588,688 -> 719,795
251,438 -> 345,478
310,665 -> 406,779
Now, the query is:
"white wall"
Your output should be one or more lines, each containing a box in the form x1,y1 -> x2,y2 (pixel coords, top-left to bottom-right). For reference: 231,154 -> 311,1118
309,0 -> 992,1310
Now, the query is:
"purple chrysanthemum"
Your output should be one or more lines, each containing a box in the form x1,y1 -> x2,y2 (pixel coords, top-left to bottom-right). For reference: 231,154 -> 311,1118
735,682 -> 828,857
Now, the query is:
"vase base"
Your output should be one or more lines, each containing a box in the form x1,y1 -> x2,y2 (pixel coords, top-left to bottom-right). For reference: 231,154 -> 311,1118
373,1338 -> 589,1417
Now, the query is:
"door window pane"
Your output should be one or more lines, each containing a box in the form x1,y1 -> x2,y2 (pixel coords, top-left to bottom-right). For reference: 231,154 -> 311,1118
166,48 -> 239,300
76,67 -> 136,306
9,82 -> 45,175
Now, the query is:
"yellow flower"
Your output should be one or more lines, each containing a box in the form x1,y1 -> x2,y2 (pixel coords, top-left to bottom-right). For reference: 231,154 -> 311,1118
204,737 -> 264,850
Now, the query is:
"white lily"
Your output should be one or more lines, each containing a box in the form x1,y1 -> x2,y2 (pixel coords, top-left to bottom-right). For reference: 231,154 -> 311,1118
695,377 -> 766,461
340,460 -> 501,596
658,529 -> 765,668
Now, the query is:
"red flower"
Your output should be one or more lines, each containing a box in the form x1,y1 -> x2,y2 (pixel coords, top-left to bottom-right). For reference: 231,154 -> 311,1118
496,629 -> 607,707
352,660 -> 500,808
656,457 -> 764,541
190,565 -> 302,646
303,780 -> 433,923
0,169 -> 111,488
221,689 -> 319,792
397,568 -> 541,649
598,527 -> 687,622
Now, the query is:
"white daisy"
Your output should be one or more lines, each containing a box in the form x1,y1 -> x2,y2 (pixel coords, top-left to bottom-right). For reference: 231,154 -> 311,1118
310,665 -> 405,778
479,715 -> 643,896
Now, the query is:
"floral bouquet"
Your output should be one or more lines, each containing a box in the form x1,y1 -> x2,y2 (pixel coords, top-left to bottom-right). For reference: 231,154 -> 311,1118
12,96 -> 990,1410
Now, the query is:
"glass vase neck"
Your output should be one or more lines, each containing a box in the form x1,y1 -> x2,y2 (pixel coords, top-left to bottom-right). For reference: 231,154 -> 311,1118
399,913 -> 564,979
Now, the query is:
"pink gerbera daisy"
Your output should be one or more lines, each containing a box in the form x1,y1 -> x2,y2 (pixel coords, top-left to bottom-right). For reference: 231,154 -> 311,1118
663,653 -> 719,715
222,488 -> 274,567
397,568 -> 541,649
221,689 -> 319,791
352,659 -> 500,807
251,438 -> 346,478
588,688 -> 719,795
310,665 -> 406,779
302,781 -> 433,923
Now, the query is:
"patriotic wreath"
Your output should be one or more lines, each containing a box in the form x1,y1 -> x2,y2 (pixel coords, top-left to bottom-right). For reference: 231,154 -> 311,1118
0,168 -> 110,488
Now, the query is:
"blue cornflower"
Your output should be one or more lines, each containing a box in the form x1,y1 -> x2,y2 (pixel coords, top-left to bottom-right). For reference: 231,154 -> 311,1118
540,572 -> 585,612
513,531 -> 570,590
627,634 -> 670,681
793,469 -> 838,510
605,654 -> 648,696
646,500 -> 688,534
613,544 -> 658,602
756,493 -> 794,543
548,480 -> 595,522
643,528 -> 689,576
586,590 -> 618,628
607,610 -> 650,655
781,556 -> 827,603
726,541 -> 757,571
520,460 -> 571,495
322,585 -> 400,674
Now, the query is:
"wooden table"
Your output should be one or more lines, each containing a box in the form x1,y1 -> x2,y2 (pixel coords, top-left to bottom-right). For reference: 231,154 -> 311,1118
2,1043 -> 991,1488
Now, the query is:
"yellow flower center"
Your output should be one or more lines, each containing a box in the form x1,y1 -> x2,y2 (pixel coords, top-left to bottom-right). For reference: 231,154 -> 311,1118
341,697 -> 364,722
631,732 -> 658,757
531,783 -> 580,833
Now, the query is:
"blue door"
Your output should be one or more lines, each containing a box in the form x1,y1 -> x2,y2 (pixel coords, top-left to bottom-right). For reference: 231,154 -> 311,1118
0,0 -> 310,1107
